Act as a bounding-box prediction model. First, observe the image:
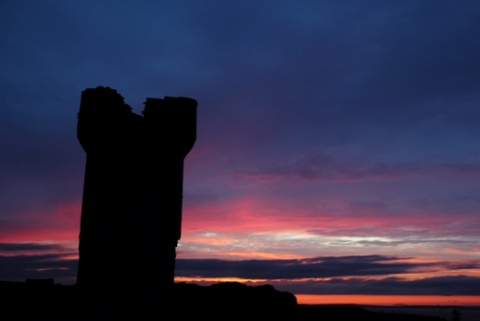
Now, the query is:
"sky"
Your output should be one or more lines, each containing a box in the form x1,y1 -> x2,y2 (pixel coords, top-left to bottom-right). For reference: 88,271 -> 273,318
1,1 -> 480,299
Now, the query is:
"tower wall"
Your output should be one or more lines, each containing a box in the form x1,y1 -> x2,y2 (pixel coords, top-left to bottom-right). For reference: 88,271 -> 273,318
76,87 -> 196,293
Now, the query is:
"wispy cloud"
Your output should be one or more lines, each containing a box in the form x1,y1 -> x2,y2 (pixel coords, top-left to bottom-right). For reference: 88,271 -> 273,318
271,275 -> 480,295
0,242 -> 77,284
176,255 -> 480,295
1,242 -> 478,295
176,255 -> 432,279
0,242 -> 66,253
236,152 -> 480,183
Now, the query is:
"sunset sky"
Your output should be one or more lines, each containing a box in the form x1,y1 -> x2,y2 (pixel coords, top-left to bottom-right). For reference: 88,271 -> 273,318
1,1 -> 480,300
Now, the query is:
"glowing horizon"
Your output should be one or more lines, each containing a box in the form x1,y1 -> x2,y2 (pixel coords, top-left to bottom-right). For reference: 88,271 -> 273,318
295,294 -> 480,307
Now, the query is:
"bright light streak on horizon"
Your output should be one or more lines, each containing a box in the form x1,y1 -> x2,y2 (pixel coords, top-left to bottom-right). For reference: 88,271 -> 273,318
296,294 -> 480,306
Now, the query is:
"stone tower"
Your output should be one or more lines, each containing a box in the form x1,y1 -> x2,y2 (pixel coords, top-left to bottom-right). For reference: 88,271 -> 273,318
76,86 -> 196,295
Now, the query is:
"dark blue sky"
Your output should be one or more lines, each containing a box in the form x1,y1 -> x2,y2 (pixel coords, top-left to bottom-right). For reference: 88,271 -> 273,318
1,1 -> 480,297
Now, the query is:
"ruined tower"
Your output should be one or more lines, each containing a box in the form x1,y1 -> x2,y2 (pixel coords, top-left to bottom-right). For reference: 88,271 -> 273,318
76,86 -> 196,294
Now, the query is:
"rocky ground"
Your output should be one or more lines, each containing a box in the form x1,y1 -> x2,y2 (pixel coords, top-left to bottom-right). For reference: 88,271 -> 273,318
0,280 -> 446,320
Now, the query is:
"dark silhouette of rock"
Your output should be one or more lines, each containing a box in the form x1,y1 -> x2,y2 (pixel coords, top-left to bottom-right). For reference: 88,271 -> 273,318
173,282 -> 297,319
76,86 -> 196,306
0,280 -> 449,321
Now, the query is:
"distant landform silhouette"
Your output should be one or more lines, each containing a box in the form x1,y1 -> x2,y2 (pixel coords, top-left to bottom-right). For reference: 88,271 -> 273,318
0,280 -> 448,321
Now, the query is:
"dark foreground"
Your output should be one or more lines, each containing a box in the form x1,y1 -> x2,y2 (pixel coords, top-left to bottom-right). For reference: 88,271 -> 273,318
1,280 -> 446,320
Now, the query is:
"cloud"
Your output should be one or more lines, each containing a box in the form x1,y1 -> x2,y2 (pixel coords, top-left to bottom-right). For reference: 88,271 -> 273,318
0,243 -> 65,253
0,242 -> 77,284
176,255 -> 480,295
176,255 -> 427,279
0,254 -> 77,284
272,275 -> 480,295
1,244 -> 478,295
236,151 -> 480,183
236,152 -> 418,182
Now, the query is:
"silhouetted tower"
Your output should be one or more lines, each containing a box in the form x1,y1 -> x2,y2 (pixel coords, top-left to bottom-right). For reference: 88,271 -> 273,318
76,86 -> 196,295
